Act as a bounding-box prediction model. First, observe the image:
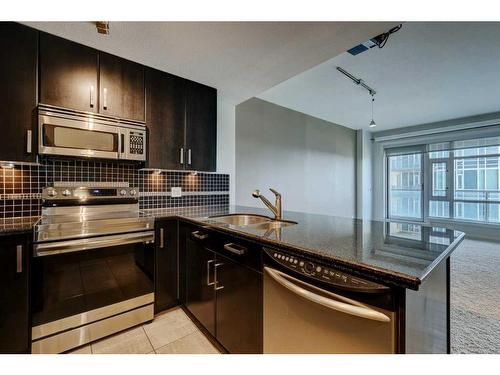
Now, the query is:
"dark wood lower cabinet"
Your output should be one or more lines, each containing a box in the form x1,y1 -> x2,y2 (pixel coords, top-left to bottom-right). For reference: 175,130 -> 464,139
184,233 -> 216,336
215,254 -> 263,354
181,223 -> 263,353
155,219 -> 179,313
0,234 -> 30,353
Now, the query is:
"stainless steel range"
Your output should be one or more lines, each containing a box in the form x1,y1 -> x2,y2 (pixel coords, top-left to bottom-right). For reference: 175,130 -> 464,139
31,184 -> 155,354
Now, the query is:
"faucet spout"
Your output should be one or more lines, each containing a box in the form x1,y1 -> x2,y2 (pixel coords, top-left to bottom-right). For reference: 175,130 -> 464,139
251,188 -> 282,220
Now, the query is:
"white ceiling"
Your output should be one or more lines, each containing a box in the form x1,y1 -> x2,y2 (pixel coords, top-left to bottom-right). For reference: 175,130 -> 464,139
258,22 -> 500,131
23,21 -> 394,104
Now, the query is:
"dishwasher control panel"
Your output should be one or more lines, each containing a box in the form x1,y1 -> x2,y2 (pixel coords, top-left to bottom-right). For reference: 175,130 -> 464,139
264,248 -> 389,293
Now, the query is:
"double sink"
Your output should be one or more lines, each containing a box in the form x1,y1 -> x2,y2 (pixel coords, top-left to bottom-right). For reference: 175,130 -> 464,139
209,214 -> 297,230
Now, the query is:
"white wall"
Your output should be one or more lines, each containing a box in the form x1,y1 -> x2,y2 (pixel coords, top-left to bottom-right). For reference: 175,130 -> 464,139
216,96 -> 236,204
235,98 -> 357,217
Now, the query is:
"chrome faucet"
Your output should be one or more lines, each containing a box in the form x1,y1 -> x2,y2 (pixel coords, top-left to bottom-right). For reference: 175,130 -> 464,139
252,188 -> 282,220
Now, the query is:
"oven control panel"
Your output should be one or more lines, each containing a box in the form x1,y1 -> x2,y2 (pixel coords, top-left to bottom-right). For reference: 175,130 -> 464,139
264,247 -> 389,293
42,186 -> 139,202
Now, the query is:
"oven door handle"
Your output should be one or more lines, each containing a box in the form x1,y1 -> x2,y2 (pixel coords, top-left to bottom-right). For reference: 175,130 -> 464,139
34,231 -> 155,257
264,267 -> 391,322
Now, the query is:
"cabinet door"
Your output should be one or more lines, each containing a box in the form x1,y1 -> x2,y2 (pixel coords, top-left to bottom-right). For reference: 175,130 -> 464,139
155,219 -> 179,313
0,234 -> 30,353
215,254 -> 263,353
0,22 -> 38,162
39,32 -> 98,113
146,68 -> 186,169
185,81 -> 217,172
99,52 -> 145,122
184,231 -> 216,335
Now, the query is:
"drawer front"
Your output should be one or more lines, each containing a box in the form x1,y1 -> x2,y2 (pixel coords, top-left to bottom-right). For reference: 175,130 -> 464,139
184,223 -> 262,272
212,231 -> 262,273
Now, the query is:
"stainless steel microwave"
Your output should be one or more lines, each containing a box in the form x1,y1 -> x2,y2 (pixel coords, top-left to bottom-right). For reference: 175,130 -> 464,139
38,105 -> 146,161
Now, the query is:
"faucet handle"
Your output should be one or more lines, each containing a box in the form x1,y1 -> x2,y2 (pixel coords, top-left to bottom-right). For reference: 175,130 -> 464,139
269,188 -> 281,197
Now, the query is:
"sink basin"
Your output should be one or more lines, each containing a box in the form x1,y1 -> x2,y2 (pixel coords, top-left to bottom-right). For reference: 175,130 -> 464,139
250,220 -> 297,230
210,214 -> 272,226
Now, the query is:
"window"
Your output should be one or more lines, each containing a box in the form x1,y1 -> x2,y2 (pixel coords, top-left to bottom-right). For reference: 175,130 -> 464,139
388,153 -> 423,220
451,147 -> 500,223
387,137 -> 500,225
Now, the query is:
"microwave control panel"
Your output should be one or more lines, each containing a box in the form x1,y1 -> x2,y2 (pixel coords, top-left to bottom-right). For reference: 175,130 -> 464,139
129,131 -> 145,155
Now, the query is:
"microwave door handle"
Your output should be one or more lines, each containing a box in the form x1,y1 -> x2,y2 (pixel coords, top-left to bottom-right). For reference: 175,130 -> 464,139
118,131 -> 125,158
264,267 -> 391,322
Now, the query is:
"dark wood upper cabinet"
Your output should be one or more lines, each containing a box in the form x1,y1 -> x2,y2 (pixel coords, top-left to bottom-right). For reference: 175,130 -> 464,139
40,33 -> 144,122
185,81 -> 217,172
146,68 -> 186,169
99,52 -> 145,122
39,32 -> 98,113
0,22 -> 38,162
5,26 -> 216,169
146,72 -> 217,172
0,233 -> 31,353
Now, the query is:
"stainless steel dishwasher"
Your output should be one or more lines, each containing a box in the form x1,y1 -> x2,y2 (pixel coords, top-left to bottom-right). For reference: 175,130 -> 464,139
263,248 -> 397,354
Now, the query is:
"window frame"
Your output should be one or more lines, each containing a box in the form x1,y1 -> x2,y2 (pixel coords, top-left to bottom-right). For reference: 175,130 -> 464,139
386,148 -> 425,222
425,153 -> 453,220
450,150 -> 500,224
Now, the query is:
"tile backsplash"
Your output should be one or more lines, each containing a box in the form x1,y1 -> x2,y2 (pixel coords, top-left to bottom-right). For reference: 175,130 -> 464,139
0,158 -> 229,218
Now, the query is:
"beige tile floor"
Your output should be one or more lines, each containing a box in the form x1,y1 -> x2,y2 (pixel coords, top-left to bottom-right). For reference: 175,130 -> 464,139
68,307 -> 220,354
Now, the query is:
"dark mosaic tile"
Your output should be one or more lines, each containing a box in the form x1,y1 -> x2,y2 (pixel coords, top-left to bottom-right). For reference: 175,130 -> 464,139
0,158 -> 230,218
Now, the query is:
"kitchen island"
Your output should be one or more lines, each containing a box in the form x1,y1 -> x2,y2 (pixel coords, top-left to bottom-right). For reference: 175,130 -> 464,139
149,205 -> 464,354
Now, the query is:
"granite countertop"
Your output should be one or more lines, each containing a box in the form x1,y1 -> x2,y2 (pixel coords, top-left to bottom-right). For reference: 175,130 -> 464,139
1,205 -> 465,290
146,205 -> 465,290
0,216 -> 39,236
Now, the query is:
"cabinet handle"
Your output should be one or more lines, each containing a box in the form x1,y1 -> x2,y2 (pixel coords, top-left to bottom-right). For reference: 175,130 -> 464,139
192,231 -> 208,240
26,130 -> 32,153
180,148 -> 184,164
90,85 -> 95,108
223,243 -> 247,256
16,245 -> 22,273
207,259 -> 215,286
103,87 -> 108,110
214,262 -> 224,291
188,149 -> 192,165
160,228 -> 164,249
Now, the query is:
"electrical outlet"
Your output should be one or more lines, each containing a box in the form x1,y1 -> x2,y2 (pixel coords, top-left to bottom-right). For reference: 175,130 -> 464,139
171,187 -> 182,197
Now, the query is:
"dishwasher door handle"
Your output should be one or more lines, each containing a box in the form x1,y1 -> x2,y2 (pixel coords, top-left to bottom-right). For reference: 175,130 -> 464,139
264,267 -> 390,322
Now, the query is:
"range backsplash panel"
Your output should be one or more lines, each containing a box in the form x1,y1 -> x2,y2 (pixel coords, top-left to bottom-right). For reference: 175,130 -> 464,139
0,158 -> 229,218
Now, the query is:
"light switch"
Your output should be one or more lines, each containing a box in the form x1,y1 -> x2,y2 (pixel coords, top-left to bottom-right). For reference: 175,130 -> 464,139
171,187 -> 182,197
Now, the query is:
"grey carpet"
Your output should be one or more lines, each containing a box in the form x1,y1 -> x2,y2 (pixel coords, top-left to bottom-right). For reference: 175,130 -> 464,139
450,238 -> 500,353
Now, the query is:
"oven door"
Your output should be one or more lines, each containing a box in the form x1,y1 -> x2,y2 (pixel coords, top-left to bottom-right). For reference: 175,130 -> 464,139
31,231 -> 155,341
39,112 -> 120,159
